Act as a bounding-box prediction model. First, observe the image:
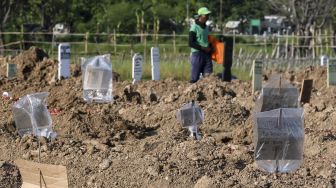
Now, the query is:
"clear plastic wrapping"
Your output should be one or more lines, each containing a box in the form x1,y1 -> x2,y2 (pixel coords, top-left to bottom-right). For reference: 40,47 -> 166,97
12,92 -> 56,138
81,55 -> 113,103
176,101 -> 204,139
254,108 -> 304,172
255,75 -> 299,113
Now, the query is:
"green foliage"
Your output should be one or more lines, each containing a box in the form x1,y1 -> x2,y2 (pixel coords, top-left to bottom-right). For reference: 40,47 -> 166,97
228,0 -> 270,21
2,0 -> 336,34
94,2 -> 136,33
0,1 -> 274,34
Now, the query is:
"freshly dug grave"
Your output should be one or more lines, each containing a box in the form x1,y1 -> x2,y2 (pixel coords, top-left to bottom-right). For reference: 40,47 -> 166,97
0,48 -> 335,187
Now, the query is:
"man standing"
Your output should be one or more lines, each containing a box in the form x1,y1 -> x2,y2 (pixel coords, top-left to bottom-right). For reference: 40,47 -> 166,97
188,7 -> 212,83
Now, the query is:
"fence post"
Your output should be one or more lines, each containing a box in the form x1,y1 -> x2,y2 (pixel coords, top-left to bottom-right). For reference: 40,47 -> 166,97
296,33 -> 300,59
312,30 -> 315,59
291,32 -> 294,58
285,31 -> 288,59
276,32 -> 280,59
325,29 -> 328,54
173,31 -> 176,54
329,25 -> 333,57
233,32 -> 236,61
113,29 -> 117,55
319,29 -> 323,55
144,32 -> 147,64
264,33 -> 267,56
20,24 -> 24,51
85,32 -> 89,55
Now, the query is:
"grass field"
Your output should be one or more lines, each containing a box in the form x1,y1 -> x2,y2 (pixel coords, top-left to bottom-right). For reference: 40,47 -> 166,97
111,58 -> 251,81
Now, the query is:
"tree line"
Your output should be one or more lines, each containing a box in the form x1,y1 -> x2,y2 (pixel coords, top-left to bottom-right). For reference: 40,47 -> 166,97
1,0 -> 335,35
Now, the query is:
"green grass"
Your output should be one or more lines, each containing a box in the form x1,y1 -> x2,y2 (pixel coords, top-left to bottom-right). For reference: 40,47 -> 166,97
46,45 -> 252,82
111,59 -> 251,81
10,37 -> 252,82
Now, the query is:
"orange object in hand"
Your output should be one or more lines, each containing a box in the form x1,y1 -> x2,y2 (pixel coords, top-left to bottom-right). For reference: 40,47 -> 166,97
208,35 -> 224,64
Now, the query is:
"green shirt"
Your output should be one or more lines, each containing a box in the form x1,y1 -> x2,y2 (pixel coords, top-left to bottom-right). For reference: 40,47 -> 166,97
190,23 -> 209,52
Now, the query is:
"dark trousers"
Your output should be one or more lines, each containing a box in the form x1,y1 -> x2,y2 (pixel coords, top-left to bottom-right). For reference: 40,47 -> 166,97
190,51 -> 213,83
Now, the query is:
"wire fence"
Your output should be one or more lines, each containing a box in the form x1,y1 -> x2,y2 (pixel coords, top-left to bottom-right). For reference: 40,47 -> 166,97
1,31 -> 336,71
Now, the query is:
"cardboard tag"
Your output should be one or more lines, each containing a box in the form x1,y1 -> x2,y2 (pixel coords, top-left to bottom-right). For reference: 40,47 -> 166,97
327,59 -> 336,87
7,63 -> 17,79
252,60 -> 262,92
15,159 -> 68,188
151,47 -> 160,80
132,54 -> 143,81
58,43 -> 71,79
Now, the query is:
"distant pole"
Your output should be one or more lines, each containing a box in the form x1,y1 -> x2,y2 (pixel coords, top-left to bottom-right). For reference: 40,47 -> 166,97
325,29 -> 328,54
173,31 -> 176,54
144,32 -> 147,64
291,32 -> 294,58
186,0 -> 189,21
312,30 -> 315,59
220,0 -> 223,31
276,31 -> 280,59
285,30 -> 288,59
113,29 -> 117,55
20,24 -> 24,51
85,32 -> 89,55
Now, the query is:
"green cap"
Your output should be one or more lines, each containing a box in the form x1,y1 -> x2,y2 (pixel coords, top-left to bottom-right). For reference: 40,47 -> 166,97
197,7 -> 211,16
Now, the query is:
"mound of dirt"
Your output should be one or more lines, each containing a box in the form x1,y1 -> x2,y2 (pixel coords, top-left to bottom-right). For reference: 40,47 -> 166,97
0,48 -> 335,187
0,161 -> 22,187
10,46 -> 50,79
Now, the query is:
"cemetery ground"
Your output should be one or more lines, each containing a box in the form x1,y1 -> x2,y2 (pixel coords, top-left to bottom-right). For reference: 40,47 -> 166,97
0,47 -> 335,187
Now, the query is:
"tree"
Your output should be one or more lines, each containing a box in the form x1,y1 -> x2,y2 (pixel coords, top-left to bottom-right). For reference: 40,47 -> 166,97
267,0 -> 335,32
0,0 -> 15,54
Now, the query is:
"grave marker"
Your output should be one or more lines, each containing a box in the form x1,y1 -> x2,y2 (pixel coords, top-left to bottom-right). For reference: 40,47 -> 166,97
151,47 -> 160,80
6,63 -> 17,79
252,60 -> 263,92
327,58 -> 336,87
132,53 -> 143,83
58,43 -> 71,79
299,79 -> 313,103
320,55 -> 328,66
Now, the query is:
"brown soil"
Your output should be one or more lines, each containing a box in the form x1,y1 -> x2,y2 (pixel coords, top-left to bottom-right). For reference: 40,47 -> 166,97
0,47 -> 335,187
